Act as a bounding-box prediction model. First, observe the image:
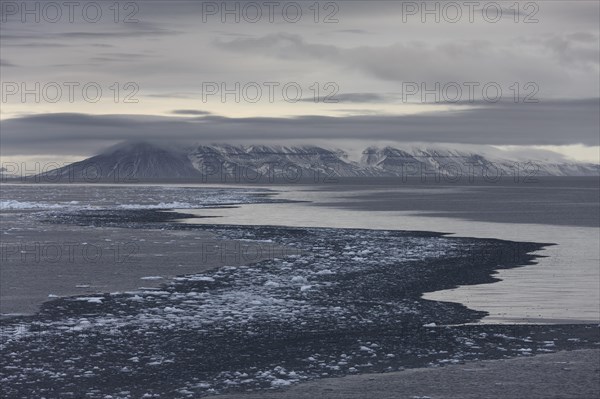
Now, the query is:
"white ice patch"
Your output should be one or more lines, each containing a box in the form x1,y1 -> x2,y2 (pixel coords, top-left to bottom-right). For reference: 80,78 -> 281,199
291,276 -> 308,284
0,200 -> 66,210
270,379 -> 292,387
0,225 -> 469,396
117,202 -> 195,210
180,276 -> 215,282
74,297 -> 104,303
1,186 -> 274,213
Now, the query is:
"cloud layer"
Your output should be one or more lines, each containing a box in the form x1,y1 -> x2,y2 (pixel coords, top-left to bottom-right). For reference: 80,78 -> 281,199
1,0 -> 598,159
2,99 -> 598,157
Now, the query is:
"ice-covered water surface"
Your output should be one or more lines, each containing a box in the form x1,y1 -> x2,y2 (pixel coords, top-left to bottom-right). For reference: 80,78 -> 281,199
0,184 -> 280,211
2,183 -> 598,398
178,181 -> 600,324
5,222 -> 589,399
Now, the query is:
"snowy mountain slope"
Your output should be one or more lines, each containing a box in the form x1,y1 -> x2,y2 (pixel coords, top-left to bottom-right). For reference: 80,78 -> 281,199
35,142 -> 202,181
28,141 -> 599,181
361,146 -> 599,177
188,144 -> 369,180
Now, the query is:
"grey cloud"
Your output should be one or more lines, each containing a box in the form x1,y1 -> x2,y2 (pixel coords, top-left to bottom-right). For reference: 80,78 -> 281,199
170,110 -> 212,116
89,52 -> 157,63
215,33 -> 340,60
0,59 -> 17,67
333,109 -> 385,116
49,63 -> 93,67
59,29 -> 179,39
215,32 -> 599,90
300,93 -> 391,103
543,34 -> 599,67
567,32 -> 598,43
514,32 -> 600,70
0,0 -> 598,161
110,1 -> 599,26
335,29 -> 369,34
1,42 -> 71,48
146,92 -> 198,99
15,113 -> 149,127
2,1 -> 598,102
1,25 -> 179,42
2,99 -> 598,156
213,31 -> 255,38
90,43 -> 115,48
473,7 -> 530,19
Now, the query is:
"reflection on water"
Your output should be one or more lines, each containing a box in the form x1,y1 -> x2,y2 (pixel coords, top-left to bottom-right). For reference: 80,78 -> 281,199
178,183 -> 600,324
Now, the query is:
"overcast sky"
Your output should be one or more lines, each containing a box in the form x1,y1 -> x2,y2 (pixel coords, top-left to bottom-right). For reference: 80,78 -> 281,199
1,0 -> 599,162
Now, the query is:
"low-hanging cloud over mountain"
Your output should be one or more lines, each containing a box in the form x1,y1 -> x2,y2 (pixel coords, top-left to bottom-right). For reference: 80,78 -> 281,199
2,99 -> 598,157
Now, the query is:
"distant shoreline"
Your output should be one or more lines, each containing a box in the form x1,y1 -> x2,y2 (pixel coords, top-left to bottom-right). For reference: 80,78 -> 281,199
3,175 -> 600,185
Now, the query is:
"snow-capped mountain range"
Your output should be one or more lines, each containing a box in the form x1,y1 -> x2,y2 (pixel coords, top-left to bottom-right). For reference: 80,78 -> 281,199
25,141 -> 600,181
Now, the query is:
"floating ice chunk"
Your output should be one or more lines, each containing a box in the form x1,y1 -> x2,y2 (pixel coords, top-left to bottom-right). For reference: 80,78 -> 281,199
316,269 -> 334,275
164,307 -> 184,313
193,383 -> 211,389
0,200 -> 66,210
148,361 -> 163,366
191,276 -> 215,282
74,297 -> 103,303
423,322 -> 437,327
291,276 -> 308,284
140,276 -> 163,280
271,379 -> 291,387
118,201 -> 194,210
300,285 -> 312,292
139,290 -> 170,295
